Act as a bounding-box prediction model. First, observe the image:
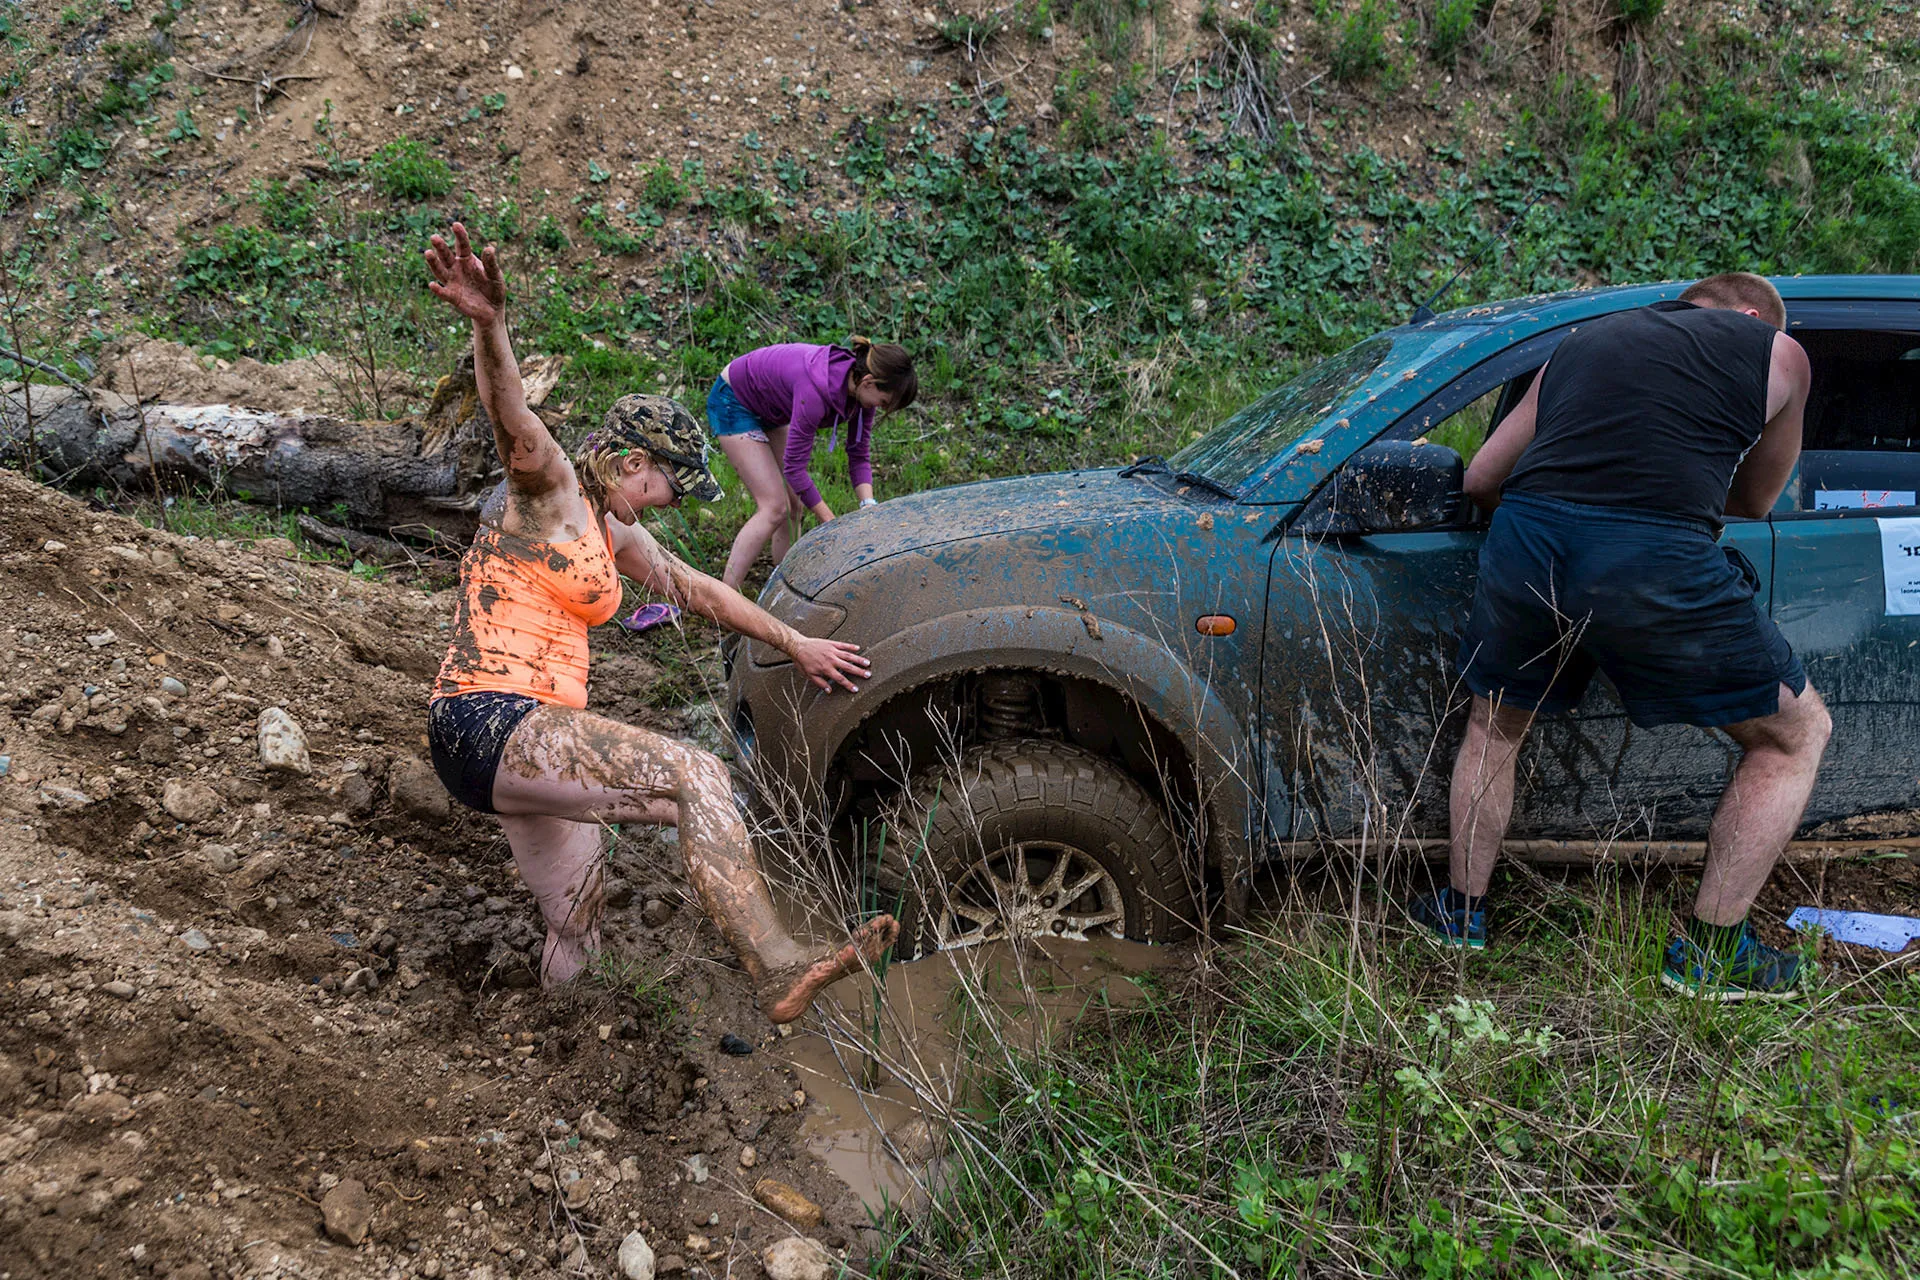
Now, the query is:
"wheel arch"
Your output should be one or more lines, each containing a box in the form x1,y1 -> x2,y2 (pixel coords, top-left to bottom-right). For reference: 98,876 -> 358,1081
792,606 -> 1257,874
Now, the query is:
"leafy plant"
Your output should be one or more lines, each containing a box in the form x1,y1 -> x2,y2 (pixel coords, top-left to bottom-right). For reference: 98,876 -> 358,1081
1428,0 -> 1481,67
1330,0 -> 1392,82
365,135 -> 453,201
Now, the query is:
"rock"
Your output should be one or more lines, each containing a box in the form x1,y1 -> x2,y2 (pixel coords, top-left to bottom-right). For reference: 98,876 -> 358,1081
43,540 -> 66,552
888,1115 -> 941,1166
719,1033 -> 754,1056
101,981 -> 136,1000
84,629 -> 118,648
179,928 -> 213,953
343,967 -> 379,995
604,877 -> 634,909
337,772 -> 375,816
760,1237 -> 833,1280
739,1144 -> 757,1168
198,844 -> 241,874
257,707 -> 311,775
616,1231 -> 656,1280
319,1177 -> 372,1246
388,754 -> 451,822
70,1091 -> 135,1122
640,899 -> 674,928
684,1152 -> 709,1185
233,852 -> 283,889
254,537 -> 299,560
137,732 -> 177,764
753,1180 -> 823,1230
162,778 -> 223,825
159,676 -> 187,697
506,64 -> 525,79
578,1109 -> 619,1142
657,1255 -> 686,1276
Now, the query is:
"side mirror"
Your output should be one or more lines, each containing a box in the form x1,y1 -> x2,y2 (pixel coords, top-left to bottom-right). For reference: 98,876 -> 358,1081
1303,440 -> 1467,534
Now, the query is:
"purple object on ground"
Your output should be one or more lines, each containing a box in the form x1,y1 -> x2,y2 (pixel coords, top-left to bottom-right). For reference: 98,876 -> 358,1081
1785,907 -> 1920,952
617,603 -> 681,633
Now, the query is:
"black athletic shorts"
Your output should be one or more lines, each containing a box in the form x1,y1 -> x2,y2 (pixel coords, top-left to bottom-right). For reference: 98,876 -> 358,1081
1457,492 -> 1806,728
427,691 -> 540,813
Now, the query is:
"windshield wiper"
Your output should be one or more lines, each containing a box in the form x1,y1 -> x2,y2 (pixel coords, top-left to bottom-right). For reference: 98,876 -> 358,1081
1119,455 -> 1239,500
1174,470 -> 1238,501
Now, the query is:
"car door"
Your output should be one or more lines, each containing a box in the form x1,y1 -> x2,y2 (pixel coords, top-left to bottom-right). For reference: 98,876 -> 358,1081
1765,304 -> 1920,831
1265,331 -> 1773,845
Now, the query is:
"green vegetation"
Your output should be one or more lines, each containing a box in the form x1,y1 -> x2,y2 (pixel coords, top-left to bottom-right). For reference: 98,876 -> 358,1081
1329,0 -> 1393,83
874,886 -> 1920,1277
6,5 -> 1920,576
366,135 -> 453,201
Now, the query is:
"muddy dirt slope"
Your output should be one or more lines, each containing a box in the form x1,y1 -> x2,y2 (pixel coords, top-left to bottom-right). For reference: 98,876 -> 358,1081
0,469 -> 870,1279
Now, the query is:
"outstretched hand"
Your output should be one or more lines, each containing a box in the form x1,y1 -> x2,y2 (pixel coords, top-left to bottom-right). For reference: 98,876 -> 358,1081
425,222 -> 505,325
791,637 -> 870,694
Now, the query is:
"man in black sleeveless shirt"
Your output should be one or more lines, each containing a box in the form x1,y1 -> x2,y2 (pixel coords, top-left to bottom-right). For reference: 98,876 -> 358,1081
1410,272 -> 1829,1000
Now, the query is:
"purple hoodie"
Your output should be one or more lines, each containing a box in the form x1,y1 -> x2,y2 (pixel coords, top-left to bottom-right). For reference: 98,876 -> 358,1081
725,343 -> 874,509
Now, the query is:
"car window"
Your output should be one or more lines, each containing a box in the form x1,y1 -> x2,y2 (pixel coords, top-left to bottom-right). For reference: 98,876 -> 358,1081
1422,386 -> 1503,467
1777,329 -> 1920,515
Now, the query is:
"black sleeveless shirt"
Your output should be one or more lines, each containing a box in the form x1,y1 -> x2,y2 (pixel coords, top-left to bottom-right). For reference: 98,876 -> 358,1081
1504,300 -> 1777,530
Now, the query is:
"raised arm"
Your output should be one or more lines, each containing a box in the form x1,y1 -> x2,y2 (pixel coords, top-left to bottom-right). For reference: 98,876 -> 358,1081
608,520 -> 870,693
1462,363 -> 1545,512
425,223 -> 567,499
1725,331 -> 1811,521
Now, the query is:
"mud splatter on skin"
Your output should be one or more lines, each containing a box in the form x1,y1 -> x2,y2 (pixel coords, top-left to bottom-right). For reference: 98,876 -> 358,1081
493,706 -> 896,1020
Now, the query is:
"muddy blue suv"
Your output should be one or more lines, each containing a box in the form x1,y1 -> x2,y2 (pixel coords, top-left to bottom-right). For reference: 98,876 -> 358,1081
727,277 -> 1920,954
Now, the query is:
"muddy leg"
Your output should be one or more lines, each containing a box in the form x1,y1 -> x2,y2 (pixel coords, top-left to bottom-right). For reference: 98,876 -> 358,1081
492,705 -> 898,1021
496,814 -> 606,986
672,749 -> 897,1022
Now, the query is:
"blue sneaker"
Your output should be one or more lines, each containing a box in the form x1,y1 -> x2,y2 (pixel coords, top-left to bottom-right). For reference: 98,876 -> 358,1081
1407,888 -> 1487,950
1661,922 -> 1807,1001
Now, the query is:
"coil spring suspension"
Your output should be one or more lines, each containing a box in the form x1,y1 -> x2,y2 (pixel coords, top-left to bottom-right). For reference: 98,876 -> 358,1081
978,675 -> 1040,739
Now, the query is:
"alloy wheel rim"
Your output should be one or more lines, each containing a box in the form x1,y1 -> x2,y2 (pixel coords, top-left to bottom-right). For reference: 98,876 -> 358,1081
931,840 -> 1127,951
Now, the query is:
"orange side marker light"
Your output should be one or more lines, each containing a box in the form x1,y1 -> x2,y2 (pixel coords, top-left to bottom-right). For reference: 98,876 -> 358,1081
1196,615 -> 1236,637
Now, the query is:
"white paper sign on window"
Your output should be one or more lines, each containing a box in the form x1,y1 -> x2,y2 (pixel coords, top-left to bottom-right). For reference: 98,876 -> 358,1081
1879,517 -> 1920,615
1818,490 -> 1916,510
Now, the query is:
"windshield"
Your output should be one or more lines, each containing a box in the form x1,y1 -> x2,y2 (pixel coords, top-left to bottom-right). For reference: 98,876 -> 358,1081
1169,339 -> 1393,489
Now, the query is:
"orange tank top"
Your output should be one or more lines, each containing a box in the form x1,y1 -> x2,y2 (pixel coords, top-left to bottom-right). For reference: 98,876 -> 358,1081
432,508 -> 622,709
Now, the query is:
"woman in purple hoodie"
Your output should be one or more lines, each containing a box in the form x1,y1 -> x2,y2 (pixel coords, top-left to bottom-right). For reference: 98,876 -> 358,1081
706,338 -> 917,593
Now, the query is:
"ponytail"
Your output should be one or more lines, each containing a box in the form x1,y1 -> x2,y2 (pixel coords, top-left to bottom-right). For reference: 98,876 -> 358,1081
845,336 -> 918,412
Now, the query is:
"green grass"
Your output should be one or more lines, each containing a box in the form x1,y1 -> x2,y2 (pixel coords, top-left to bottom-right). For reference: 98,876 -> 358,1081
875,873 -> 1920,1278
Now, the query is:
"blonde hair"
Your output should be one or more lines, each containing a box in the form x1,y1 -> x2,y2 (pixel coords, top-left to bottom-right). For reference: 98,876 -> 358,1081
575,440 -> 640,505
1679,272 -> 1786,330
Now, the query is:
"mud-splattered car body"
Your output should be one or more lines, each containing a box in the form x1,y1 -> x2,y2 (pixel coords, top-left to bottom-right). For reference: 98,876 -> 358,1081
727,276 -> 1920,899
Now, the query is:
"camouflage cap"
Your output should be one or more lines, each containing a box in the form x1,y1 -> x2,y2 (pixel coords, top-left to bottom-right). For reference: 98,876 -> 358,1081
594,393 -> 724,502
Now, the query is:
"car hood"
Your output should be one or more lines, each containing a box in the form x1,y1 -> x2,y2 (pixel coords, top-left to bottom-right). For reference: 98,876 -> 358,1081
777,468 -> 1217,597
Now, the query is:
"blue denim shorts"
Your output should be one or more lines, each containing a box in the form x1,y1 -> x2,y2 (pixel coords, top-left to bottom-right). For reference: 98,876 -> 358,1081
707,376 -> 770,441
1458,492 -> 1806,728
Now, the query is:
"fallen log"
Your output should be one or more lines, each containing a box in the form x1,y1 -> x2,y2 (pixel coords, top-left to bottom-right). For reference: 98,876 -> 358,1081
0,354 -> 566,547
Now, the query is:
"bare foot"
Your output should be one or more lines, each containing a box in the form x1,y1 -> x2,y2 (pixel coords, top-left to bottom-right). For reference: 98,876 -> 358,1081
758,916 -> 900,1024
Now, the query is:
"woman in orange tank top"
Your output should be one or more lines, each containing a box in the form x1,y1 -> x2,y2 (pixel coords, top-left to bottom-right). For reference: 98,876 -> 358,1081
424,224 -> 895,1021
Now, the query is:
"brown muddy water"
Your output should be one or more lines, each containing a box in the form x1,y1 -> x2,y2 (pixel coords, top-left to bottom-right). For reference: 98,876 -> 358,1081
777,934 -> 1183,1213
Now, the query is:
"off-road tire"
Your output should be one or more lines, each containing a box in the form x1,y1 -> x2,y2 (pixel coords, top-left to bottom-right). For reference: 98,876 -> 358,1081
874,739 -> 1196,959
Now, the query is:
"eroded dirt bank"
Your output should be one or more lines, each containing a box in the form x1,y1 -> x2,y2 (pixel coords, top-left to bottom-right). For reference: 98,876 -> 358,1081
0,468 -> 879,1279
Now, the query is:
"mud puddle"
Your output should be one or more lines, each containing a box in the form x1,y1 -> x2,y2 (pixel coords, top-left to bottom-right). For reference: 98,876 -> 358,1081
778,935 -> 1181,1213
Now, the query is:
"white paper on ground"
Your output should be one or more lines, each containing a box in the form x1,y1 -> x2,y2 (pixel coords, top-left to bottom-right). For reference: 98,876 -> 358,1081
1877,516 -> 1920,615
1786,907 -> 1920,952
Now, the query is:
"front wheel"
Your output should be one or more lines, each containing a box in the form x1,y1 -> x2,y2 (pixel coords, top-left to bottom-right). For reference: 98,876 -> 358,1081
873,740 -> 1197,959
